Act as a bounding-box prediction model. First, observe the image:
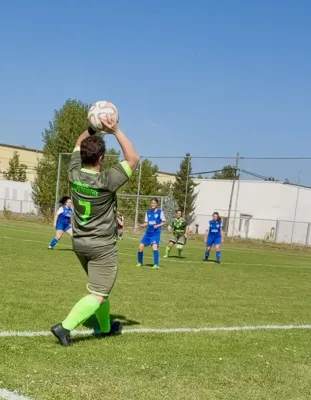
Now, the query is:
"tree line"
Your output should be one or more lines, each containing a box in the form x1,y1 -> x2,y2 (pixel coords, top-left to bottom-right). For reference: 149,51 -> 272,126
26,99 -> 198,222
5,99 -> 271,223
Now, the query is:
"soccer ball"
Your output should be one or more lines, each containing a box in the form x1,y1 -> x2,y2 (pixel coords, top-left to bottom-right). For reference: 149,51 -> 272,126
87,101 -> 119,132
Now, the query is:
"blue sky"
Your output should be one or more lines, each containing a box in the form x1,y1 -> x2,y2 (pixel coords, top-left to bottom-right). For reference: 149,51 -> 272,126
0,0 -> 311,181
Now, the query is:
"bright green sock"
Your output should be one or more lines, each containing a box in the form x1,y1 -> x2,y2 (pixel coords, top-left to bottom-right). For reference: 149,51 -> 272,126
95,298 -> 111,333
165,246 -> 171,257
62,295 -> 101,331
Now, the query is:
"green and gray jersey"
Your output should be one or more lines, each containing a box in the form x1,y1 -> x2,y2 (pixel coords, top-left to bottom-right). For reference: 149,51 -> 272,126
68,147 -> 132,252
172,217 -> 187,235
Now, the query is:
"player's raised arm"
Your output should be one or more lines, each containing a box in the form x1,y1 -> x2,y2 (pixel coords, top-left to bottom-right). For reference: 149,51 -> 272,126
68,129 -> 92,174
100,115 -> 139,172
114,129 -> 139,171
75,129 -> 93,148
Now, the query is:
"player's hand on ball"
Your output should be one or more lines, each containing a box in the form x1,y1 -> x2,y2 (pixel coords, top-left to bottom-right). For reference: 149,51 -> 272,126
99,114 -> 119,134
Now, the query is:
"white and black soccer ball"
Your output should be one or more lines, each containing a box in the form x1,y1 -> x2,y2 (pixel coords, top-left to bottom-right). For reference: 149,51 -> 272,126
87,101 -> 119,132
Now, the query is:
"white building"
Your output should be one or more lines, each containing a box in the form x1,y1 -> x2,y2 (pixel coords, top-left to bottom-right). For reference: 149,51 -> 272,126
2,177 -> 311,245
0,180 -> 36,214
192,178 -> 311,245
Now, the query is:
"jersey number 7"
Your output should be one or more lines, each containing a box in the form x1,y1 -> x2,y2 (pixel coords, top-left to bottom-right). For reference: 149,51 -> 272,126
79,200 -> 91,225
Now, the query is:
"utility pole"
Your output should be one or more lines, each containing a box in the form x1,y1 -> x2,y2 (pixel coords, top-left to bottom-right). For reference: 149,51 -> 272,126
226,152 -> 240,235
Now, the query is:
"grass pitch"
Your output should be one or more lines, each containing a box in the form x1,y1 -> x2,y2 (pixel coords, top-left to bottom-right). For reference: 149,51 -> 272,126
1,220 -> 311,399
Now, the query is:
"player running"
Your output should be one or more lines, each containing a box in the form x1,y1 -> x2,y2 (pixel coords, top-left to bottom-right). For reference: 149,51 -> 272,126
51,117 -> 139,346
204,212 -> 224,264
48,196 -> 73,249
137,198 -> 166,269
164,210 -> 189,258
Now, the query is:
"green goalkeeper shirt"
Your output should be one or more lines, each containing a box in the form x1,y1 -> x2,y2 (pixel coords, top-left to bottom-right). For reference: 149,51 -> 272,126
68,147 -> 132,252
172,217 -> 187,235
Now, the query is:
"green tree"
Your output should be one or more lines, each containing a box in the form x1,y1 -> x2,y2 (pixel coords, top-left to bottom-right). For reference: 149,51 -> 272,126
102,147 -> 120,169
3,151 -> 27,182
212,165 -> 238,180
162,190 -> 178,226
172,153 -> 197,219
32,99 -> 89,218
118,159 -> 164,224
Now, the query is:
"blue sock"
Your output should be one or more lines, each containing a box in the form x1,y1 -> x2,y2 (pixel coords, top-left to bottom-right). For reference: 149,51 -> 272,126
153,250 -> 159,266
205,251 -> 210,260
216,250 -> 221,262
138,251 -> 143,264
49,237 -> 59,248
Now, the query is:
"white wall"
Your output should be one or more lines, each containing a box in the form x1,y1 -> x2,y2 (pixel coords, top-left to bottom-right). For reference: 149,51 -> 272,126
0,180 -> 37,214
192,179 -> 311,244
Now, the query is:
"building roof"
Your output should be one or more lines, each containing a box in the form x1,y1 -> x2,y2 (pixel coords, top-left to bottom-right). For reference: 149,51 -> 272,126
158,170 -> 177,176
0,143 -> 43,153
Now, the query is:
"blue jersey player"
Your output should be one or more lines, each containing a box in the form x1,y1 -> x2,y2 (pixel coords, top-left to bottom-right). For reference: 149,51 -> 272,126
204,212 -> 224,263
48,196 -> 73,249
137,198 -> 166,269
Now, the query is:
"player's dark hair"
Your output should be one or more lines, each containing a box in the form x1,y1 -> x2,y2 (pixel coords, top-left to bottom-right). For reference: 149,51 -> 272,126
80,136 -> 106,166
60,196 -> 70,205
151,198 -> 159,204
213,212 -> 221,221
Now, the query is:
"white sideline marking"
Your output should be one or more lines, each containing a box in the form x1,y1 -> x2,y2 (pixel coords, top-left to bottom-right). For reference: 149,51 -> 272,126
1,324 -> 311,337
0,388 -> 33,400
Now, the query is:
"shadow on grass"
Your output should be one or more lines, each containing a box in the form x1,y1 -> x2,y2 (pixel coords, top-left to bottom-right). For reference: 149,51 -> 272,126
82,314 -> 140,330
167,255 -> 186,259
56,248 -> 74,252
68,314 -> 140,344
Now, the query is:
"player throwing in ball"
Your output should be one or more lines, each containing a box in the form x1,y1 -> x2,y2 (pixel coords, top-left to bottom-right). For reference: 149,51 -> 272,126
51,116 -> 139,346
164,210 -> 189,258
204,212 -> 224,264
137,198 -> 166,269
48,196 -> 73,249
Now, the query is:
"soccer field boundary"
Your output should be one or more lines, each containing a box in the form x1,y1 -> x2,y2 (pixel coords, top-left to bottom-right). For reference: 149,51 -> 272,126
0,388 -> 33,400
2,235 -> 311,270
1,324 -> 311,338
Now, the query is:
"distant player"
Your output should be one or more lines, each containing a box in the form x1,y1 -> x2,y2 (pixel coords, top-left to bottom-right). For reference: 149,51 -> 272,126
48,196 -> 73,249
117,211 -> 124,240
204,212 -> 224,264
164,210 -> 189,258
137,198 -> 166,269
51,116 -> 139,346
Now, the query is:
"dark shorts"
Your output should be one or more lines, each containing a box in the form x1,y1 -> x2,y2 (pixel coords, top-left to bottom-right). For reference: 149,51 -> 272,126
207,236 -> 222,247
56,221 -> 71,232
141,232 -> 161,246
169,233 -> 186,245
75,243 -> 118,297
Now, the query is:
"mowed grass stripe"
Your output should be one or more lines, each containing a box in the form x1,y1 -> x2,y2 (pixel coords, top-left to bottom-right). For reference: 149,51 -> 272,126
2,220 -> 311,260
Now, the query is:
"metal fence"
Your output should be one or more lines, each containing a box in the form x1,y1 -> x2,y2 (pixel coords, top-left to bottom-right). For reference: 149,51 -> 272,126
2,152 -> 311,245
2,196 -> 311,245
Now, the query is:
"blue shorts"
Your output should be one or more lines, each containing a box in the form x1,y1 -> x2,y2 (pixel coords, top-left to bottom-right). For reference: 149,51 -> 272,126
141,232 -> 161,246
56,221 -> 71,232
206,236 -> 221,247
